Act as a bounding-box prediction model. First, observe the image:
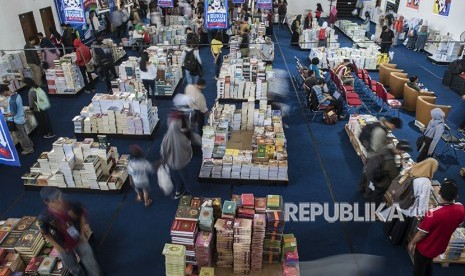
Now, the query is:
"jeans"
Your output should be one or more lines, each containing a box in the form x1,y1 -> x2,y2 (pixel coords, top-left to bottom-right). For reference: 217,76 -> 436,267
184,69 -> 199,85
15,123 -> 34,152
142,79 -> 156,97
79,66 -> 94,91
33,111 -> 54,136
59,241 -> 102,276
170,166 -> 189,195
413,249 -> 433,276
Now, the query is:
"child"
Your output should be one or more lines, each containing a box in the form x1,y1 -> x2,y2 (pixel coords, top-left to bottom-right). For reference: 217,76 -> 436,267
128,145 -> 154,207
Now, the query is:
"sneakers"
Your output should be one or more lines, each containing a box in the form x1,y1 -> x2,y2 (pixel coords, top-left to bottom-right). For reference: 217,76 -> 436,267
173,191 -> 185,200
20,149 -> 34,156
44,134 -> 56,139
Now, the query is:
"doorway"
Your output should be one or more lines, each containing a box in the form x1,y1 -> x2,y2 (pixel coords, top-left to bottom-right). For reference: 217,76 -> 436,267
40,7 -> 56,38
18,12 -> 38,44
336,0 -> 357,18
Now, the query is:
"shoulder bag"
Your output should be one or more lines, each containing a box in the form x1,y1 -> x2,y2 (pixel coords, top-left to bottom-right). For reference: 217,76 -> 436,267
78,47 -> 95,73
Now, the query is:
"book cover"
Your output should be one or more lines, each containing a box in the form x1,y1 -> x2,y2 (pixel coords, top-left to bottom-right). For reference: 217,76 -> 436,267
38,257 -> 56,274
254,197 -> 267,210
222,201 -> 237,215
179,195 -> 192,206
162,243 -> 186,257
13,216 -> 36,232
241,194 -> 254,207
170,219 -> 197,235
195,231 -> 213,248
0,232 -> 22,249
175,206 -> 200,221
14,230 -> 39,249
190,197 -> 201,209
0,231 -> 8,244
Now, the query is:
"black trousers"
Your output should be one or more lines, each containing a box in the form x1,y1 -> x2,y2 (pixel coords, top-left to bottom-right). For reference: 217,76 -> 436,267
413,249 -> 433,276
214,53 -> 223,78
417,137 -> 433,162
194,110 -> 205,136
79,66 -> 94,90
142,79 -> 156,97
97,65 -> 113,92
33,111 -> 54,136
328,99 -> 343,116
380,42 -> 392,53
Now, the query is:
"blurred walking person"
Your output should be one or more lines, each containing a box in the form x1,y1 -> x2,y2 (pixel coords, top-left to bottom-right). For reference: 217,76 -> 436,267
25,77 -> 55,138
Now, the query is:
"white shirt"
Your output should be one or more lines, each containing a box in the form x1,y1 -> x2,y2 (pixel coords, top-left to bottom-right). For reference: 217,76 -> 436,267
139,63 -> 157,80
128,159 -> 154,185
400,177 -> 432,217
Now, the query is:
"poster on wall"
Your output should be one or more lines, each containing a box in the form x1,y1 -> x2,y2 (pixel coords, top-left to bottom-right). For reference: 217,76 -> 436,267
0,114 -> 20,167
433,0 -> 451,16
61,0 -> 86,24
256,0 -> 272,10
158,0 -> 174,8
406,0 -> 420,10
204,0 -> 228,29
232,0 -> 245,4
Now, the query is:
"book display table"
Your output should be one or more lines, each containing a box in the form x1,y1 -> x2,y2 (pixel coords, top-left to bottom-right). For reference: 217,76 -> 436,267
22,136 -> 129,193
73,92 -> 159,137
45,53 -> 86,96
216,56 -> 273,102
310,47 -> 379,71
0,51 -> 29,93
199,101 -> 288,185
0,97 -> 38,145
164,194 -> 300,275
0,216 -> 92,275
335,20 -> 377,50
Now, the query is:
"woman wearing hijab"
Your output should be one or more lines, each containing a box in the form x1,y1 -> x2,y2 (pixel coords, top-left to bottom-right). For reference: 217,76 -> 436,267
417,108 -> 445,162
329,6 -> 337,27
41,38 -> 61,69
384,158 -> 439,245
414,24 -> 429,52
290,15 -> 302,46
406,19 -> 421,50
160,112 -> 193,199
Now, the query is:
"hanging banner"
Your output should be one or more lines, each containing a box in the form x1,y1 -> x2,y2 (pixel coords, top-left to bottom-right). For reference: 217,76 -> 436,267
232,0 -> 245,4
406,0 -> 420,10
0,114 -> 20,167
433,0 -> 451,16
256,0 -> 272,10
60,0 -> 86,24
205,0 -> 228,29
158,0 -> 174,8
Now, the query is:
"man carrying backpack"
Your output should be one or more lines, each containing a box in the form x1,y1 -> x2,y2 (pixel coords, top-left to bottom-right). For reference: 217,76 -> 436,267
358,117 -> 403,192
181,35 -> 202,85
364,140 -> 412,206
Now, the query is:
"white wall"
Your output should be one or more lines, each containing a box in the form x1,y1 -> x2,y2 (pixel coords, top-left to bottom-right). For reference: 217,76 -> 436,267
0,0 -> 61,50
397,0 -> 464,40
287,0 -> 336,18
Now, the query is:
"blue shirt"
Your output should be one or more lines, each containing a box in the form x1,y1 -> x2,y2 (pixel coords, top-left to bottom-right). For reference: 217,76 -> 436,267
312,85 -> 330,106
309,64 -> 321,79
8,93 -> 26,125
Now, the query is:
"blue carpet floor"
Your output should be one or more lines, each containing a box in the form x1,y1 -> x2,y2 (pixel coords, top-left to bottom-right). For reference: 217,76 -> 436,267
0,23 -> 464,275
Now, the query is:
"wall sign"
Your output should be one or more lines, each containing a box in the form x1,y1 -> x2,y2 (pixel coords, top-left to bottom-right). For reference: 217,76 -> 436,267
256,0 -> 272,10
158,0 -> 174,8
0,114 -> 20,167
433,0 -> 451,17
205,0 -> 228,29
232,0 -> 245,4
61,0 -> 86,24
406,0 -> 420,10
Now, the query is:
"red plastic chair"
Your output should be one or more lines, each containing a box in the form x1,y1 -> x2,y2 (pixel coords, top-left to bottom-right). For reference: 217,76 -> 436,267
377,83 -> 402,116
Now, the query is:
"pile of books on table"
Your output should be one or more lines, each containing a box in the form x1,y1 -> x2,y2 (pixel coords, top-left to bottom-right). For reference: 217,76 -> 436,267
46,54 -> 85,94
22,137 -> 128,191
73,92 -> 158,135
200,102 -> 288,181
0,216 -> 70,275
167,194 -> 293,274
438,228 -> 465,261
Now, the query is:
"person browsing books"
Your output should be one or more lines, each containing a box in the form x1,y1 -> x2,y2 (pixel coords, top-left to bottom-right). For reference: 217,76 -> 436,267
0,84 -> 34,155
128,145 -> 155,207
185,78 -> 208,136
409,179 -> 465,276
38,187 -> 102,276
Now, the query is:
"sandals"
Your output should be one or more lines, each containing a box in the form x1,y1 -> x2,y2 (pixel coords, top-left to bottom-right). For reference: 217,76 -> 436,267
144,199 -> 153,207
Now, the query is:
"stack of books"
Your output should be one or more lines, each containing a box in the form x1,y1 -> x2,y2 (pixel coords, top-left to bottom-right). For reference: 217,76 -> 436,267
170,218 -> 198,265
233,218 -> 252,274
38,256 -> 57,275
22,137 -> 128,191
263,210 -> 285,264
13,230 -> 45,264
251,214 -> 266,270
199,267 -> 215,276
214,219 -> 234,268
267,195 -> 284,210
194,231 -> 213,267
199,206 -> 214,232
0,252 -> 25,272
46,55 -> 85,94
221,201 -> 237,220
162,243 -> 186,276
439,227 -> 465,261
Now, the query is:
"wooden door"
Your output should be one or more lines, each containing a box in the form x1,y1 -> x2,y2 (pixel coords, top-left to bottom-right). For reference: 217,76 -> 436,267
40,7 -> 56,38
18,12 -> 38,44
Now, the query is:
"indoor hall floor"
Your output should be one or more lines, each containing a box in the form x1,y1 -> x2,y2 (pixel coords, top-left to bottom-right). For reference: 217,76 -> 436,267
0,23 -> 464,275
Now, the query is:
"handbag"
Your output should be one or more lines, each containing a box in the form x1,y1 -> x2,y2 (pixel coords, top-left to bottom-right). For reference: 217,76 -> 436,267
78,48 -> 95,73
7,121 -> 16,131
157,164 -> 174,196
416,135 -> 425,151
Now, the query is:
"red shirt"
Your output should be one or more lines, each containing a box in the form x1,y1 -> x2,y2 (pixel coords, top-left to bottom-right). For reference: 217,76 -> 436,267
416,203 -> 465,258
75,45 -> 92,67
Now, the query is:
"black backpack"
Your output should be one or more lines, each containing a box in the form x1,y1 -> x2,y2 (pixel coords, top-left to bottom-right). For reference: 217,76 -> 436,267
358,122 -> 384,152
385,175 -> 417,209
184,50 -> 200,75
